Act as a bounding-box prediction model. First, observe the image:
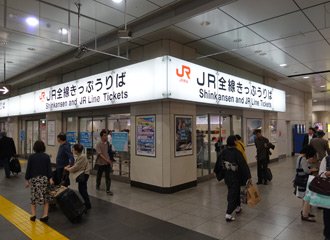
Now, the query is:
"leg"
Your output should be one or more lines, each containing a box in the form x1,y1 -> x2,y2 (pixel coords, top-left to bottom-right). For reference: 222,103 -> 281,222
78,175 -> 91,209
257,160 -> 262,183
31,204 -> 36,217
324,208 -> 330,239
226,183 -> 239,215
96,165 -> 104,189
3,157 -> 10,178
262,161 -> 268,183
42,203 -> 49,218
105,165 -> 111,191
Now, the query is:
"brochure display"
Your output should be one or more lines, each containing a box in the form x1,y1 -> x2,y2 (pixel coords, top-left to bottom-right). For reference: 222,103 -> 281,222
175,115 -> 193,157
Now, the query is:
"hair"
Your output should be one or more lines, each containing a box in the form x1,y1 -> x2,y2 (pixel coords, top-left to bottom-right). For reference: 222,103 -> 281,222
300,145 -> 316,159
100,129 -> 108,137
73,143 -> 84,154
57,132 -> 66,141
226,135 -> 237,147
317,130 -> 325,138
308,127 -> 315,132
235,134 -> 242,140
254,129 -> 261,135
33,140 -> 46,153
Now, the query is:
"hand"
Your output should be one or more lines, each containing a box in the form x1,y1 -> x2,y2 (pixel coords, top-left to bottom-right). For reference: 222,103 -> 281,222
325,171 -> 330,177
49,178 -> 54,185
25,181 -> 30,188
310,168 -> 318,172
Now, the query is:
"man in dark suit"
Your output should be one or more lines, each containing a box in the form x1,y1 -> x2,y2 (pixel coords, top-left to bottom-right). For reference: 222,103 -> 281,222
0,132 -> 17,178
302,127 -> 317,149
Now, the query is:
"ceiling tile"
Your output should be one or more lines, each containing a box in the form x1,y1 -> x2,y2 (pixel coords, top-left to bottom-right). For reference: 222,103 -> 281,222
148,0 -> 177,7
40,2 -> 68,25
303,3 -> 330,30
206,27 -> 266,51
187,39 -> 226,56
249,12 -> 315,41
220,0 -> 298,25
228,42 -> 278,58
175,9 -> 242,38
295,0 -> 329,8
7,0 -> 40,16
272,31 -> 323,48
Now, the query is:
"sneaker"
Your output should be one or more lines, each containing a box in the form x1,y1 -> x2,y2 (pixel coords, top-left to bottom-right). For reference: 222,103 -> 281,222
235,206 -> 242,214
106,190 -> 114,196
225,214 -> 235,222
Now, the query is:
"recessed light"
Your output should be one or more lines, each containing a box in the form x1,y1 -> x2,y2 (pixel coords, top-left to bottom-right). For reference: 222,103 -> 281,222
320,85 -> 326,88
25,17 -> 39,27
313,99 -> 318,102
112,0 -> 123,3
259,52 -> 267,56
280,63 -> 287,67
58,28 -> 68,35
0,39 -> 7,46
200,21 -> 210,26
303,76 -> 309,79
254,50 -> 262,54
233,38 -> 242,43
27,47 -> 35,51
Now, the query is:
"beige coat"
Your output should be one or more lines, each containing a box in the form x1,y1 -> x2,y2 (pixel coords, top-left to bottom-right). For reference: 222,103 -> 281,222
67,154 -> 90,180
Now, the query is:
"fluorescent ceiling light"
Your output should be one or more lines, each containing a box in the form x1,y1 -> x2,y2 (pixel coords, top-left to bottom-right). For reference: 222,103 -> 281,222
303,76 -> 309,79
279,63 -> 287,67
25,17 -> 39,27
320,85 -> 326,88
112,0 -> 123,3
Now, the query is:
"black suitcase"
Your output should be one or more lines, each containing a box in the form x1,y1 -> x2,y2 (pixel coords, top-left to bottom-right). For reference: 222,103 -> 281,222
56,188 -> 86,223
9,157 -> 21,174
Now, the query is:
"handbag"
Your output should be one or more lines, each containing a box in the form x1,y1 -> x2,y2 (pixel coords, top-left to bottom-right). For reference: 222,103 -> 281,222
246,181 -> 261,207
304,175 -> 330,209
293,156 -> 308,188
309,173 -> 330,196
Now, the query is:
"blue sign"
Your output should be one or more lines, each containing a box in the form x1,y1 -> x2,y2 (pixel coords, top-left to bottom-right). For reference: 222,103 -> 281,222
79,132 -> 92,148
112,132 -> 128,152
66,131 -> 76,144
19,130 -> 25,141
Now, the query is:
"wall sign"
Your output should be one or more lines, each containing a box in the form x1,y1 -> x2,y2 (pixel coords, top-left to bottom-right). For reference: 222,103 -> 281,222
112,132 -> 128,152
136,115 -> 156,157
0,56 -> 286,118
175,115 -> 193,157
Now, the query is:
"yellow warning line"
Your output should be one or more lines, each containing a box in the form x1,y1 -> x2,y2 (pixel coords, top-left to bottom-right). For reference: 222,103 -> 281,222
0,195 -> 69,240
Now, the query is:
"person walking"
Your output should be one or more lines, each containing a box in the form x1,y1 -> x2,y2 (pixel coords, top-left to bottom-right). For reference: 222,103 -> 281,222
95,129 -> 113,195
55,133 -> 74,186
294,145 -> 317,222
318,156 -> 330,240
235,135 -> 247,162
0,131 -> 17,178
220,135 -> 251,222
302,127 -> 316,149
254,129 -> 274,185
65,143 -> 91,210
25,140 -> 53,222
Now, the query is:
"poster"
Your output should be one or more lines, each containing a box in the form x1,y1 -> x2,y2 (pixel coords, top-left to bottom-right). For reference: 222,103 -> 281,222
47,120 -> 56,146
175,115 -> 193,156
246,119 -> 262,145
136,115 -> 156,157
80,132 -> 92,148
269,120 -> 277,143
112,132 -> 128,152
66,131 -> 76,144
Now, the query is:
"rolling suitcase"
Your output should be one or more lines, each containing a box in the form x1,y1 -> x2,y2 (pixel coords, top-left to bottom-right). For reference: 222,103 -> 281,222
56,188 -> 86,223
9,157 -> 21,174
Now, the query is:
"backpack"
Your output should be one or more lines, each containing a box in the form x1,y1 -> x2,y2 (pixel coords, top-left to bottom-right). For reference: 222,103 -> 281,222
214,154 -> 225,181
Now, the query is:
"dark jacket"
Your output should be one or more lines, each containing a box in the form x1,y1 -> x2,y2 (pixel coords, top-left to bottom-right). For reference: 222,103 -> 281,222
56,142 -> 74,168
302,133 -> 316,148
220,147 -> 251,186
0,136 -> 16,159
255,136 -> 274,162
25,152 -> 52,180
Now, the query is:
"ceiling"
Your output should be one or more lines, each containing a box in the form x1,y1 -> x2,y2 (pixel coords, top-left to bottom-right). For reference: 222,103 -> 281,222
1,0 -> 330,103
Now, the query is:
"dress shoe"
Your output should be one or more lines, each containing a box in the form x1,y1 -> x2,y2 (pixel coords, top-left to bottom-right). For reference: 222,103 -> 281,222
30,216 -> 36,221
40,216 -> 49,223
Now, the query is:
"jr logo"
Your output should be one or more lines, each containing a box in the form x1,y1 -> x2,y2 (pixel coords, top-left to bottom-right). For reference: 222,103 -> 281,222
176,65 -> 191,79
39,91 -> 46,102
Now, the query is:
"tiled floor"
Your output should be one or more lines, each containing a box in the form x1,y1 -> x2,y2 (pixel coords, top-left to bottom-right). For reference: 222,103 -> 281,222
0,157 -> 326,240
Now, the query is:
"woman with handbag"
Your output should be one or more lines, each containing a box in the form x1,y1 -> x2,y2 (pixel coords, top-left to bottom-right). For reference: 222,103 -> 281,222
65,143 -> 91,210
294,145 -> 317,222
318,156 -> 330,240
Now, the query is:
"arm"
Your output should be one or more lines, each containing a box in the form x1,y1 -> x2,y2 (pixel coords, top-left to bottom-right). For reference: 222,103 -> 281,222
64,145 -> 74,165
46,156 -> 54,185
325,141 -> 330,156
319,157 -> 330,177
